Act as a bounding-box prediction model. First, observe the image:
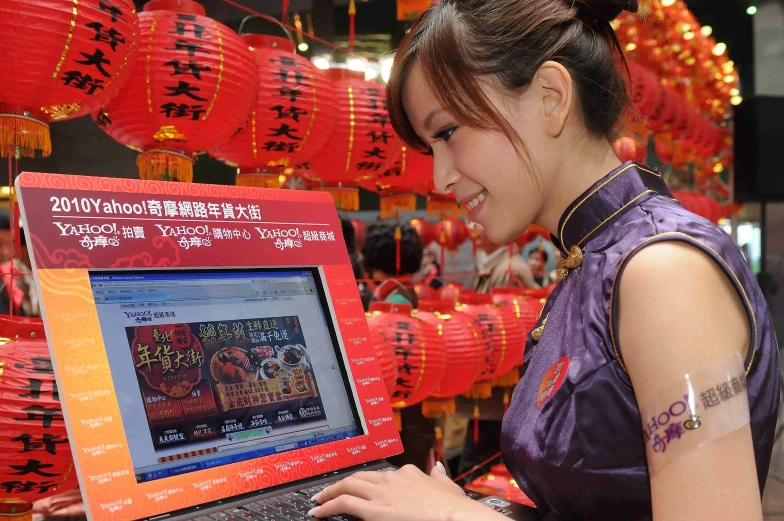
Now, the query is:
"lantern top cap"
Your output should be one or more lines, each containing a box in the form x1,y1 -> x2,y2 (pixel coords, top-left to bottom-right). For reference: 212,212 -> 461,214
418,300 -> 457,314
368,301 -> 413,314
458,291 -> 493,305
143,0 -> 206,16
242,34 -> 296,53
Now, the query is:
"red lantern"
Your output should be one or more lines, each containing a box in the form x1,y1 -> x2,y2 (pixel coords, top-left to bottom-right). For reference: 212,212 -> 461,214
94,0 -> 258,183
308,69 -> 400,211
367,324 -> 398,399
210,35 -> 337,188
351,219 -> 367,249
612,136 -> 647,163
491,287 -> 546,335
515,225 -> 550,248
439,282 -> 463,303
416,300 -> 490,417
0,317 -> 78,505
365,302 -> 446,408
0,0 -> 139,158
628,62 -> 663,126
409,217 -> 436,246
416,179 -> 462,220
435,219 -> 469,251
457,291 -> 526,382
366,146 -> 432,218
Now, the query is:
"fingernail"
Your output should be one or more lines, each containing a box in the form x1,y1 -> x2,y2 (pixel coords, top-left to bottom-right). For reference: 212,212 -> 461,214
310,493 -> 320,503
436,461 -> 446,474
307,507 -> 317,517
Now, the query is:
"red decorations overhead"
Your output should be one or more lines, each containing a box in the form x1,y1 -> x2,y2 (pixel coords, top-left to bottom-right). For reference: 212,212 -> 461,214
409,217 -> 436,246
366,146 -> 432,218
0,0 -> 139,158
367,325 -> 398,399
365,302 -> 446,409
416,300 -> 489,417
308,69 -> 400,211
515,225 -> 550,248
0,317 -> 77,504
210,35 -> 336,188
94,0 -> 257,183
457,291 -> 525,382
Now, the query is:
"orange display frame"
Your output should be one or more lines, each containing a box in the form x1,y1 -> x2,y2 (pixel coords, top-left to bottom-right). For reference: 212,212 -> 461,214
15,172 -> 402,521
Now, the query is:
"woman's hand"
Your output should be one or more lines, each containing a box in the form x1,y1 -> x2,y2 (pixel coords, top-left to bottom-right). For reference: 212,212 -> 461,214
309,464 -> 503,521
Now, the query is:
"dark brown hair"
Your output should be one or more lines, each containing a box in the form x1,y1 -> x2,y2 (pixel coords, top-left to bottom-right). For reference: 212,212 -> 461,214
387,0 -> 639,156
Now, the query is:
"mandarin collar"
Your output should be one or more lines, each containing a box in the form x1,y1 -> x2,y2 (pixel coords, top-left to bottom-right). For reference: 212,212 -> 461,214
553,161 -> 672,253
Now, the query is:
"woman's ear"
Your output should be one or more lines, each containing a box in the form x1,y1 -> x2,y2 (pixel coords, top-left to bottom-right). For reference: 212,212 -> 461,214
533,61 -> 574,138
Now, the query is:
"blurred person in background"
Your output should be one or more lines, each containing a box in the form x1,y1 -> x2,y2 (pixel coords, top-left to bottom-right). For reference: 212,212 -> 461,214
362,219 -> 423,307
528,247 -> 553,287
473,223 -> 538,292
340,218 -> 372,310
0,209 -> 38,317
419,243 -> 443,291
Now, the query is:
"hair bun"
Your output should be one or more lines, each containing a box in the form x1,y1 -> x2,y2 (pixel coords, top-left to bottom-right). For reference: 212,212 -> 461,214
576,0 -> 639,22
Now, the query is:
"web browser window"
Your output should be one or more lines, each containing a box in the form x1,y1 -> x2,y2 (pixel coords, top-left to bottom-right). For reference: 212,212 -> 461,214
89,268 -> 362,483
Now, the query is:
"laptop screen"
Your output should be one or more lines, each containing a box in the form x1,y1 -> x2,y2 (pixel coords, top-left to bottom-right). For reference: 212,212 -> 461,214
89,268 -> 363,484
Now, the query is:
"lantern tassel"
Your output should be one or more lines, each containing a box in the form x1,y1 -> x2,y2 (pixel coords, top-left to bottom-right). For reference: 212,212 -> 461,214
491,368 -> 520,388
380,193 -> 416,219
394,409 -> 402,431
434,425 -> 443,465
473,404 -> 480,444
421,398 -> 456,418
503,390 -> 510,412
395,225 -> 402,275
464,381 -> 493,400
236,172 -> 283,189
0,114 -> 51,159
439,229 -> 446,270
320,186 -> 359,211
137,150 -> 194,183
348,0 -> 356,52
427,199 -> 459,220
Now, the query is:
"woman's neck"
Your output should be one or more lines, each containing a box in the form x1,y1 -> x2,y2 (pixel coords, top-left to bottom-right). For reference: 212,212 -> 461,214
536,139 -> 622,239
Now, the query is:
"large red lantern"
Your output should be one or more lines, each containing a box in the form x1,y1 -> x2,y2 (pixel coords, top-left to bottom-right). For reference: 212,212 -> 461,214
94,0 -> 258,183
457,291 -> 526,383
0,0 -> 139,158
308,69 -> 400,211
409,217 -> 436,246
366,146 -> 432,218
367,325 -> 398,399
435,219 -> 469,251
415,300 -> 489,417
0,317 -> 78,506
491,287 -> 546,336
210,35 -> 336,188
365,302 -> 446,409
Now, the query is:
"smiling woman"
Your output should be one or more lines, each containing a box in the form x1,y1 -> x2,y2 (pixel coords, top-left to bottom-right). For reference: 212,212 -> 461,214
308,1 -> 781,521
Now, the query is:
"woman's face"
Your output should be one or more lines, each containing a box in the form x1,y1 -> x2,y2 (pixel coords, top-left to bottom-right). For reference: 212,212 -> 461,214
403,63 -> 551,245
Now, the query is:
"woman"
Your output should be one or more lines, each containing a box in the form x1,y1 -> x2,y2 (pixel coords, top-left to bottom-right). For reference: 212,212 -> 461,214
310,1 -> 780,520
362,219 -> 423,307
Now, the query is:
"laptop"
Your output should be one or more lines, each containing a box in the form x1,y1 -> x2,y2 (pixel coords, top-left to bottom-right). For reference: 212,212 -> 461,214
16,172 -> 538,521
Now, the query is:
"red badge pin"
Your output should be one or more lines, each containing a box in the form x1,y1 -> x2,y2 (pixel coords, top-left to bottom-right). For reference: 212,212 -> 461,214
537,356 -> 570,409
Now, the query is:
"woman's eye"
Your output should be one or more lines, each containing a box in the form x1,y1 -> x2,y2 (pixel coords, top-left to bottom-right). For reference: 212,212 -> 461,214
434,126 -> 457,143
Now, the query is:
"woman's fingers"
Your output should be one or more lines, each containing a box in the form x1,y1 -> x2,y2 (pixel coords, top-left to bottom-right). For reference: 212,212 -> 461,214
309,494 -> 377,520
313,474 -> 381,503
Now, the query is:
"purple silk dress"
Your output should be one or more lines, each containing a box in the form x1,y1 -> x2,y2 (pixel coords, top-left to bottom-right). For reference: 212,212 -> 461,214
500,162 -> 781,520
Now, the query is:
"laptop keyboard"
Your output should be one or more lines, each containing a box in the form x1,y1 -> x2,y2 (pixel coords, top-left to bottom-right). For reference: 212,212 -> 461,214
195,483 -> 360,521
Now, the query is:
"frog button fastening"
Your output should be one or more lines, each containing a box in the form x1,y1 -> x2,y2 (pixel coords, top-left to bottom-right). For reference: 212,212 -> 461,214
557,245 -> 584,280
